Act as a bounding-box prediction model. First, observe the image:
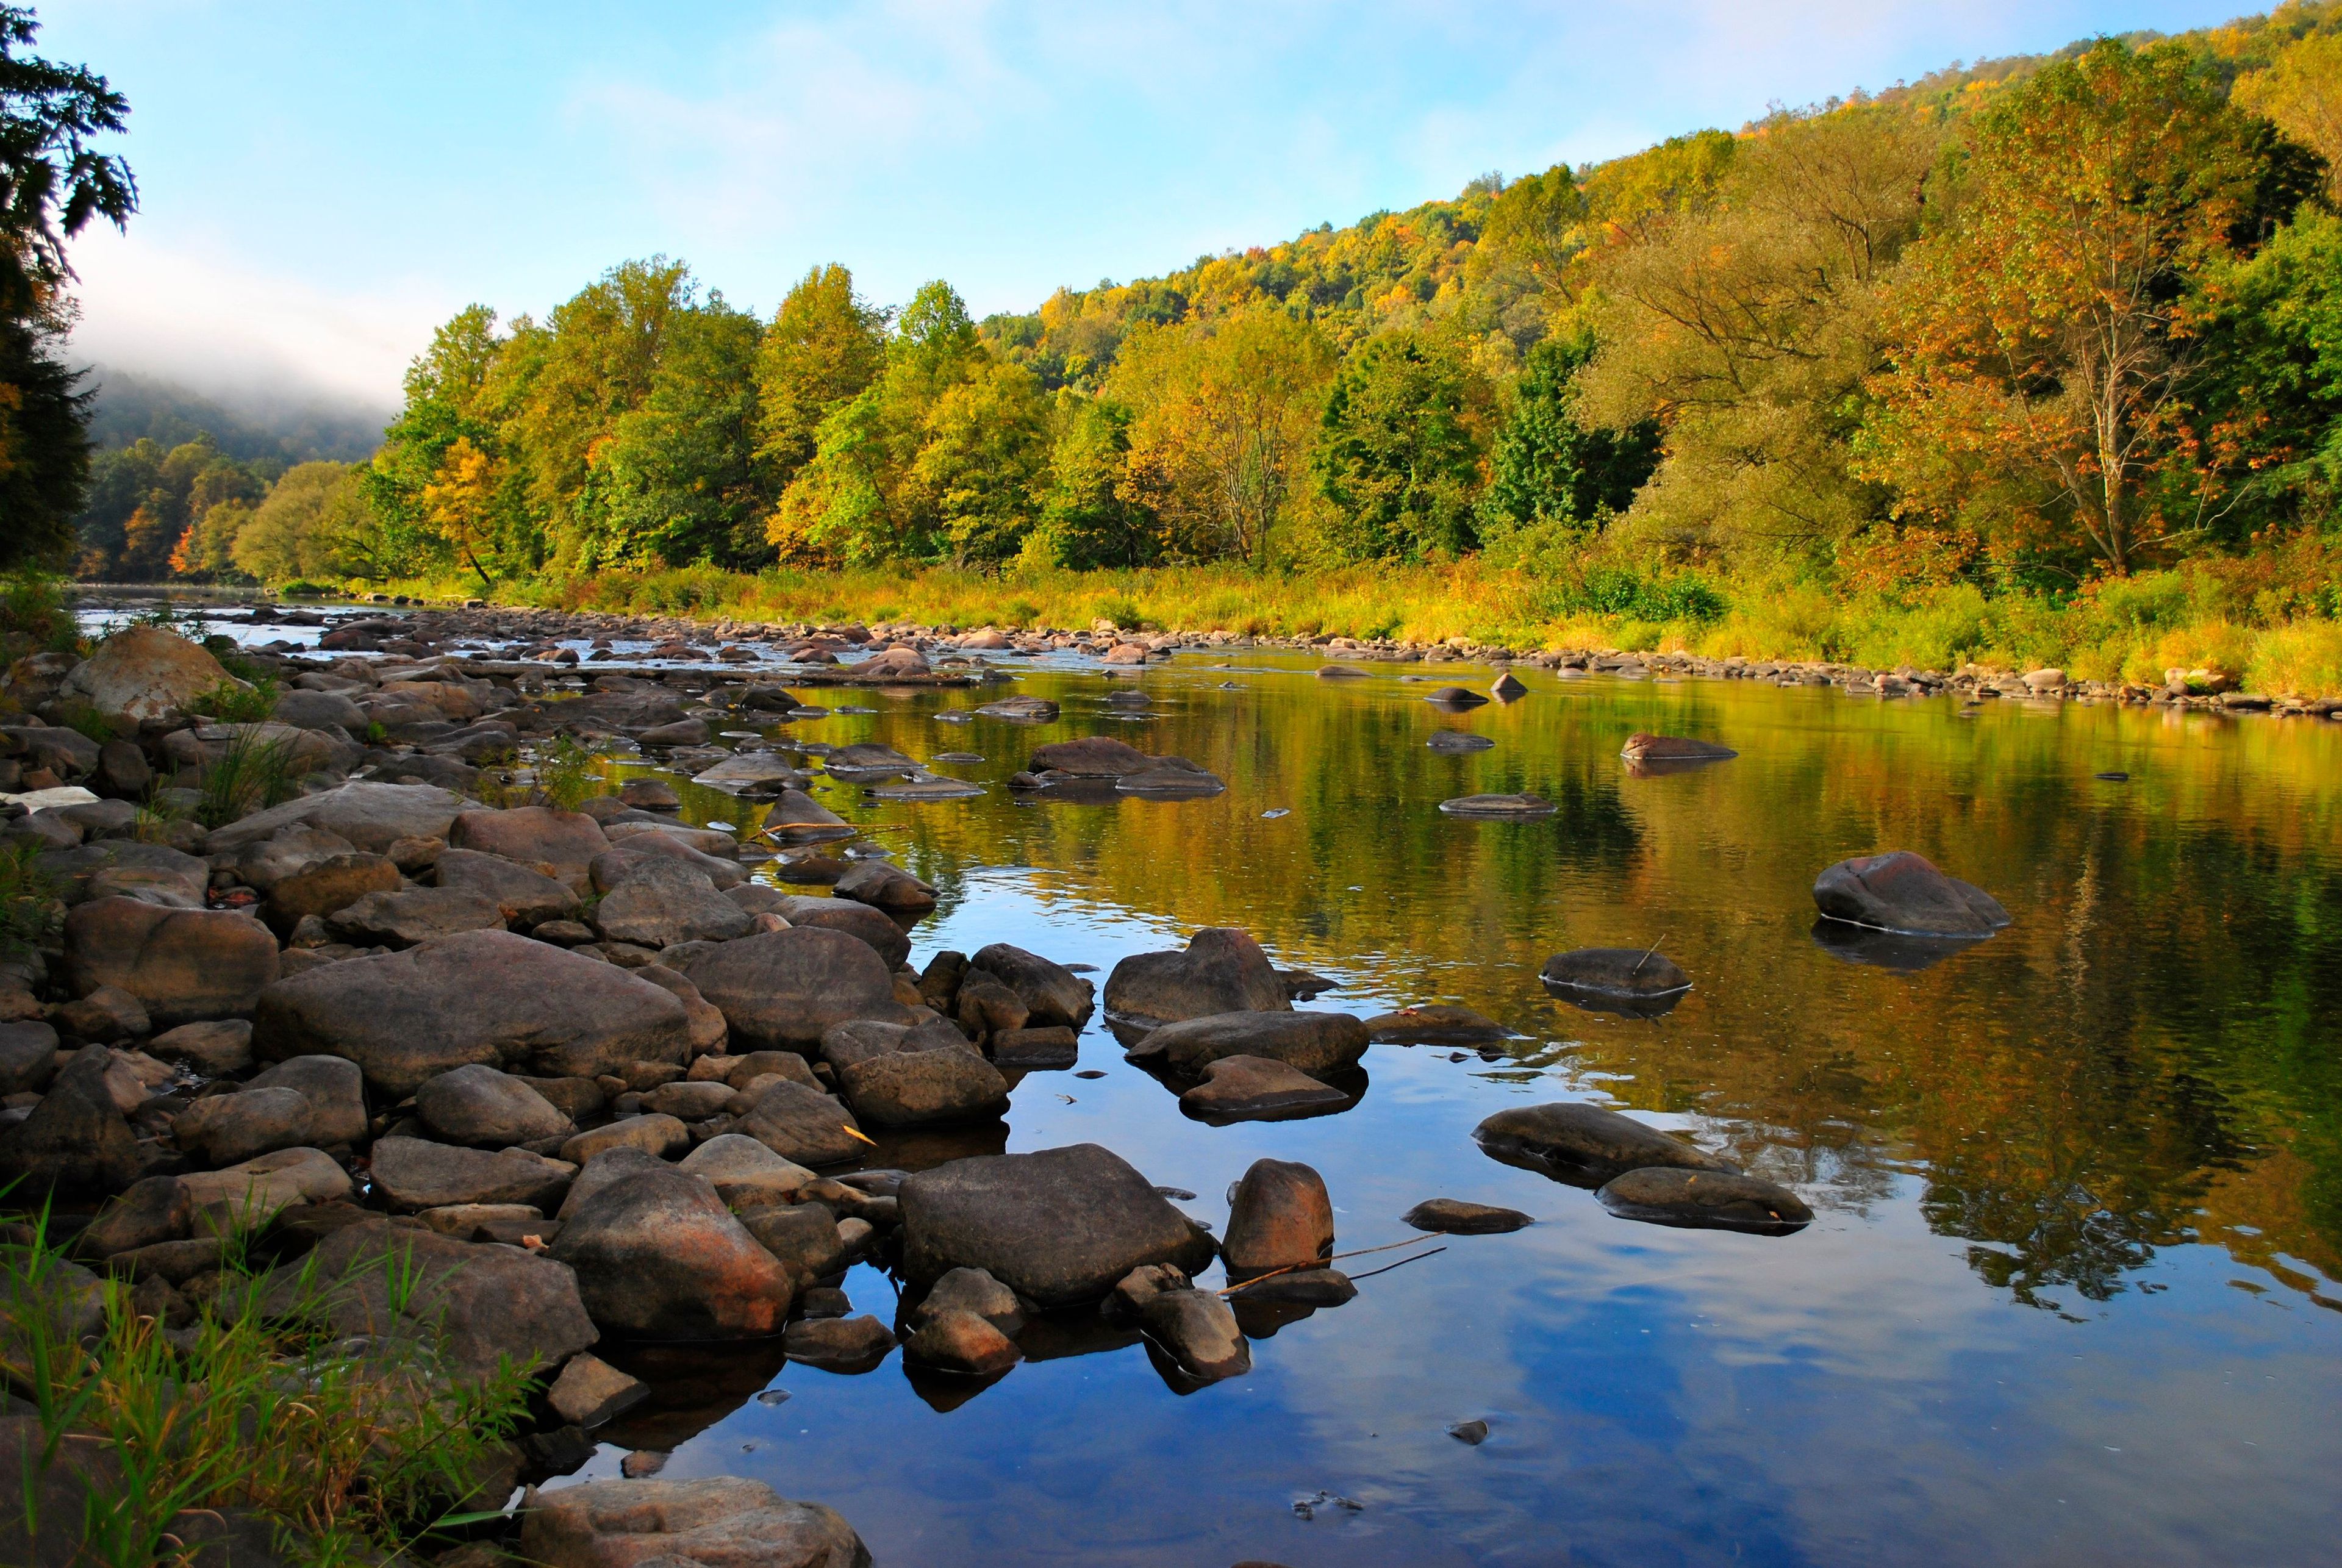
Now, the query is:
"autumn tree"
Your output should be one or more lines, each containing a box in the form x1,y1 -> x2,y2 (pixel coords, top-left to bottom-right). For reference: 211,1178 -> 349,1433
1109,309 -> 1336,564
2233,30 -> 2342,201
1860,41 -> 2322,575
231,460 -> 367,582
754,263 -> 887,488
362,304 -> 512,581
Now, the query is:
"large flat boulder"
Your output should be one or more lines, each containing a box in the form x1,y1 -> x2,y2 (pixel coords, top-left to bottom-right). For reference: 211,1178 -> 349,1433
1126,1011 -> 1368,1076
367,1137 -> 576,1212
252,929 -> 692,1097
899,1142 -> 1216,1308
548,1165 -> 793,1339
449,806 -> 611,894
518,1477 -> 866,1568
1103,928 -> 1287,1028
62,898 -> 279,1026
736,1079 -> 868,1167
682,928 -> 904,1054
591,861 -> 753,948
1474,1102 -> 1737,1187
432,848 -> 580,928
416,1063 -> 571,1147
837,1046 -> 1007,1128
203,781 -> 464,854
59,626 -> 231,723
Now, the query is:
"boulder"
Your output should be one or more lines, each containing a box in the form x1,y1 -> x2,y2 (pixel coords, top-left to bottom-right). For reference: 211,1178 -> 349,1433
0,1021 -> 58,1094
234,825 -> 358,893
448,806 -> 611,893
144,1018 -> 253,1076
837,1046 -> 1008,1128
910,1265 -> 1025,1336
1811,850 -> 2011,937
761,789 -> 853,843
1401,1198 -> 1534,1234
631,964 -> 729,1056
736,1080 -> 868,1167
590,836 -> 747,893
1619,732 -> 1736,764
762,895 -> 910,968
1595,1167 -> 1813,1235
178,1147 -> 352,1231
690,752 -> 806,793
367,1137 -> 575,1212
321,886 -> 506,947
676,1134 -> 813,1206
739,1201 -> 849,1287
591,861 -> 753,948
1490,671 -> 1528,701
272,688 -> 368,733
1127,1011 -> 1369,1077
1438,793 -> 1556,818
63,898 -> 279,1027
0,1044 -> 141,1195
1474,1102 -> 1736,1187
783,1312 -> 897,1370
1180,1055 -> 1349,1120
173,1086 -> 315,1167
1363,1004 -> 1505,1044
643,1079 -> 735,1120
1539,947 -> 1692,999
203,781 -> 464,855
52,986 -> 148,1044
1026,736 -> 1154,776
549,1165 -> 793,1339
252,929 -> 691,1097
682,928 -> 904,1054
416,1064 -> 571,1147
58,627 -> 232,723
35,841 -> 210,909
1141,1289 -> 1250,1382
1222,1158 -> 1333,1280
904,1309 -> 1020,1376
899,1143 -> 1216,1308
822,742 -> 921,783
246,1055 -> 367,1145
159,721 -> 359,779
518,1477 -> 867,1568
560,1115 -> 690,1165
967,943 -> 1094,1027
264,853 -> 403,934
831,858 -> 936,914
555,1147 -> 668,1221
1425,685 -> 1489,707
546,1352 -> 648,1428
990,1025 -> 1078,1069
432,848 -> 579,928
301,1217 -> 596,1381
77,1175 -> 193,1257
1103,928 -> 1287,1028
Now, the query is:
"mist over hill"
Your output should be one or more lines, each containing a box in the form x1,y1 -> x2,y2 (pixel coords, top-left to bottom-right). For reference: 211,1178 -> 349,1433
81,365 -> 388,465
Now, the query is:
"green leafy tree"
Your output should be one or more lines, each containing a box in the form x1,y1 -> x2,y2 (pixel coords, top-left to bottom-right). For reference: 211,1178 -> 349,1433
361,304 -> 513,581
908,358 -> 1053,565
1311,328 -> 1492,560
598,293 -> 767,567
1478,336 -> 1661,540
1030,393 -> 1157,568
754,263 -> 887,489
231,460 -> 368,582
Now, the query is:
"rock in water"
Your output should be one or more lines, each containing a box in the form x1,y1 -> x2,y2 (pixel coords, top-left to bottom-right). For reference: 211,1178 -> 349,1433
967,943 -> 1095,1026
518,1477 -> 868,1568
905,1309 -> 1021,1376
1141,1289 -> 1250,1382
1811,850 -> 2010,937
1595,1167 -> 1813,1235
1180,1056 -> 1350,1121
1402,1198 -> 1533,1234
1489,671 -> 1528,701
1474,1102 -> 1737,1187
837,1047 -> 1008,1128
1363,1004 -> 1505,1044
1619,732 -> 1737,763
546,1352 -> 650,1428
1128,1011 -> 1369,1077
1425,686 -> 1490,707
899,1143 -> 1216,1308
1438,793 -> 1555,819
1539,947 -> 1692,999
783,1314 -> 897,1372
1223,1158 -> 1333,1280
1426,731 -> 1495,753
684,927 -> 905,1053
171,1086 -> 314,1167
63,899 -> 280,1027
831,858 -> 937,914
550,1165 -> 794,1339
253,929 -> 692,1098
1103,928 -> 1289,1028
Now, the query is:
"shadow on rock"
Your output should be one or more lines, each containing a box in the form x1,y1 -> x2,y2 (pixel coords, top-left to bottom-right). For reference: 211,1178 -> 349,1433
593,1338 -> 793,1453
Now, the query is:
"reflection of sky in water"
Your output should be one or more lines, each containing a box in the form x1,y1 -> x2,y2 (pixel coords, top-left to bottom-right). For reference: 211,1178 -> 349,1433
536,654 -> 2341,1566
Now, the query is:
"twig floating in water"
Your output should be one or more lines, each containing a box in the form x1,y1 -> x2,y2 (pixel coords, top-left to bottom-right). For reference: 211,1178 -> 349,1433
1345,1245 -> 1446,1283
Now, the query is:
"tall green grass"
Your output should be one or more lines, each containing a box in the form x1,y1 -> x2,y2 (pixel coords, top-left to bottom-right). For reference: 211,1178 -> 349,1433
193,728 -> 299,829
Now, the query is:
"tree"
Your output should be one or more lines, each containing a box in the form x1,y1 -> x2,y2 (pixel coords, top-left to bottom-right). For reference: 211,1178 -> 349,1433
1109,309 -> 1337,564
906,359 -> 1053,565
597,295 -> 767,568
2233,31 -> 2342,201
754,263 -> 886,489
362,304 -> 510,580
1030,393 -> 1157,568
231,461 -> 366,582
418,438 -> 504,589
1311,328 -> 1491,560
0,6 -> 135,565
1860,41 -> 2320,575
1478,336 -> 1661,538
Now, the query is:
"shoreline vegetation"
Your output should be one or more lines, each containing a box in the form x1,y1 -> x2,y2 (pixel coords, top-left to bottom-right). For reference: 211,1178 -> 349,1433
43,12 -> 2342,712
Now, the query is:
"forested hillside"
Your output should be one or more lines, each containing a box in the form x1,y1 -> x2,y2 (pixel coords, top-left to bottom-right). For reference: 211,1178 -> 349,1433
84,4 -> 2342,691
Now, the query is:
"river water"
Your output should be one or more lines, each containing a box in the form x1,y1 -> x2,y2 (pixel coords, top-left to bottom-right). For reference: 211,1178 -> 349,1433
453,649 -> 2337,1567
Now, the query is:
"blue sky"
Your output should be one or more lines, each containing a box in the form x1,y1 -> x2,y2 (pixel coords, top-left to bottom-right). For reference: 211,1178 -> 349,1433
41,0 -> 2254,408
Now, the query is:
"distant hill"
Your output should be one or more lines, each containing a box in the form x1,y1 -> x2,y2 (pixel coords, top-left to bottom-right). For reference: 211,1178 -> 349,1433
81,365 -> 389,464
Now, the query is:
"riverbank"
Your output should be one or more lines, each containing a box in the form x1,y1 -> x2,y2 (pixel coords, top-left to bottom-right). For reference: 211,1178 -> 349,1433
345,561 -> 2342,702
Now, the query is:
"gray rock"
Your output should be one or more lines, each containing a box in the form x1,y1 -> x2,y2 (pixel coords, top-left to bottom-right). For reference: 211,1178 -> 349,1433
1400,1198 -> 1534,1234
837,1045 -> 1007,1128
762,895 -> 911,968
0,1044 -> 141,1195
1127,1011 -> 1369,1077
1363,1004 -> 1505,1044
203,781 -> 464,855
35,841 -> 210,909
644,1079 -> 736,1120
234,825 -> 359,893
904,1308 -> 1020,1376
518,1477 -> 867,1568
590,836 -> 747,893
555,1147 -> 668,1221
252,929 -> 691,1097
431,849 -> 579,928
1437,792 -> 1555,818
738,1201 -> 848,1287
1103,928 -> 1287,1028
1595,1166 -> 1813,1235
1179,1055 -> 1348,1120
1619,732 -> 1736,764
1141,1288 -> 1250,1381
967,943 -> 1094,1028
1223,1158 -> 1333,1280
591,861 -> 753,948
1812,850 -> 2011,937
1474,1102 -> 1736,1186
0,1022 -> 56,1095
52,985 -> 148,1044
173,1086 -> 315,1167
736,1080 -> 868,1167
831,859 -> 936,914
676,1134 -> 813,1206
416,1064 -> 571,1147
272,688 -> 368,733
1227,1267 -> 1355,1306
782,1313 -> 896,1371
911,1265 -> 1024,1336
900,1142 -> 1216,1308
326,886 -> 507,948
246,1054 -> 367,1145
560,1115 -> 689,1165
299,1217 -> 597,1382
367,1137 -> 576,1212
62,898 -> 279,1027
264,853 -> 402,934
177,1146 -> 351,1230
1539,947 -> 1692,998
447,806 -> 611,893
683,928 -> 905,1054
77,1175 -> 193,1257
546,1351 -> 649,1428
550,1165 -> 793,1339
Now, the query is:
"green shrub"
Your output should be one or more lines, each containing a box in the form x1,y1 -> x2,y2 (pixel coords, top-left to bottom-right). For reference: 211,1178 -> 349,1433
48,701 -> 121,745
195,728 -> 299,829
0,573 -> 82,664
190,676 -> 281,725
0,841 -> 56,956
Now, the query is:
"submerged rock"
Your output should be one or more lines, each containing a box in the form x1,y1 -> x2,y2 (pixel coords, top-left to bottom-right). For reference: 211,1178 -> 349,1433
899,1142 -> 1216,1308
1619,732 -> 1737,764
1364,1004 -> 1505,1044
1811,850 -> 2010,938
1595,1166 -> 1813,1235
1128,1011 -> 1369,1077
1474,1102 -> 1736,1187
518,1477 -> 868,1568
1402,1198 -> 1534,1234
1103,928 -> 1289,1028
1426,731 -> 1495,753
1437,793 -> 1555,819
1539,947 -> 1691,1001
1180,1055 -> 1350,1121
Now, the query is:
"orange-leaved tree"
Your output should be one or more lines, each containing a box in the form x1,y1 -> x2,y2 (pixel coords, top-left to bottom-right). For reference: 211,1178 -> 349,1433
1859,40 -> 2305,576
420,436 -> 504,590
